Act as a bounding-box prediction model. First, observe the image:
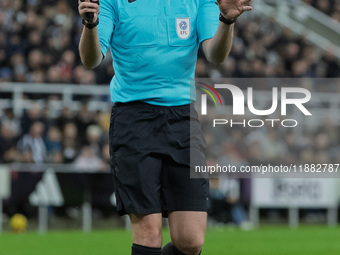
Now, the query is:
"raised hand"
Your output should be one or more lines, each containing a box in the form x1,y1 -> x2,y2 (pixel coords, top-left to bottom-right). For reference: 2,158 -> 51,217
216,0 -> 252,20
78,0 -> 100,23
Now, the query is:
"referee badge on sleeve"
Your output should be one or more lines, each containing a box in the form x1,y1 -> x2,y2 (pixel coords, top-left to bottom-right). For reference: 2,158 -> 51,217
176,18 -> 190,40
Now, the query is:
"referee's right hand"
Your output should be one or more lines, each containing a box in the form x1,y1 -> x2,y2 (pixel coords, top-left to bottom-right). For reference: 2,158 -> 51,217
78,0 -> 100,23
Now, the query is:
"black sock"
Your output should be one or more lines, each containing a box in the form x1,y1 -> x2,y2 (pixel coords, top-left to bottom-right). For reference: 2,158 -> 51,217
161,242 -> 202,255
161,242 -> 175,255
132,243 -> 161,255
161,242 -> 185,255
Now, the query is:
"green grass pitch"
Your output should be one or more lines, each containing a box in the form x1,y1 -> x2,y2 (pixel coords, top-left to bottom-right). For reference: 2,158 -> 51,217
1,226 -> 340,255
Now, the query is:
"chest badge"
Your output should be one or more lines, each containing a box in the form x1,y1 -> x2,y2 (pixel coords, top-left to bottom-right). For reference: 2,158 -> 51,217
176,18 -> 190,40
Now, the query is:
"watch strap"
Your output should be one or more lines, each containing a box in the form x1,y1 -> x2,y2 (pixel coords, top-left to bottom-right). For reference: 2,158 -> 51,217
219,13 -> 237,25
82,18 -> 99,29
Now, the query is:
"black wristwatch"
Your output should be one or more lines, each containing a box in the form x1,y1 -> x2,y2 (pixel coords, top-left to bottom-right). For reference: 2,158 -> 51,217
219,13 -> 237,25
82,18 -> 99,29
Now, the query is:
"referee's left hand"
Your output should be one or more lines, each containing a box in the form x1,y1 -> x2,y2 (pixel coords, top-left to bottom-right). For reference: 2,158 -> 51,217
216,0 -> 252,20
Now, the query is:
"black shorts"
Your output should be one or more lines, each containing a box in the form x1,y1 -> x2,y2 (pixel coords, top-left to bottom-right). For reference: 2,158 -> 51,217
109,101 -> 208,217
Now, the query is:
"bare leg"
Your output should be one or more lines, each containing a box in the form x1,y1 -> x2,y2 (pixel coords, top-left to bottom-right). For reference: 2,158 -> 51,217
168,211 -> 207,255
130,213 -> 163,247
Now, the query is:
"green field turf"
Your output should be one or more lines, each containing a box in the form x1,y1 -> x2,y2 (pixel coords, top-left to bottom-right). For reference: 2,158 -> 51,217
1,226 -> 340,255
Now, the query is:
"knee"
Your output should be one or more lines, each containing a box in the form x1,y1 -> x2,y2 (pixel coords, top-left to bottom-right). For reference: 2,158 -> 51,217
172,234 -> 205,255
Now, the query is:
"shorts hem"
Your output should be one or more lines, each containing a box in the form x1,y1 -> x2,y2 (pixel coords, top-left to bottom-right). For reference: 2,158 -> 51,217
118,208 -> 162,216
118,206 -> 208,217
165,206 -> 208,215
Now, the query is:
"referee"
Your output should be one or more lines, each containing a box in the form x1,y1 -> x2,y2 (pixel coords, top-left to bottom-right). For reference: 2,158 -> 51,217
78,0 -> 251,254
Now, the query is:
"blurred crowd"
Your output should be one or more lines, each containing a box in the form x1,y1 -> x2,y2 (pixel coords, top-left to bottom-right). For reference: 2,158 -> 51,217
0,103 -> 111,171
1,0 -> 340,86
0,0 -> 113,85
303,0 -> 340,21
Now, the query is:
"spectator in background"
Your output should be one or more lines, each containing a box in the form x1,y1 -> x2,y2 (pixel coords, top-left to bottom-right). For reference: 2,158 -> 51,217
20,103 -> 46,135
27,49 -> 44,73
209,177 -> 249,228
322,49 -> 340,77
73,145 -> 104,172
10,52 -> 27,83
209,177 -> 229,224
46,65 -> 63,83
219,178 -> 249,228
0,124 -> 18,162
0,108 -> 20,161
45,126 -> 63,163
56,107 -> 74,130
2,145 -> 19,163
1,108 -> 20,138
72,65 -> 96,84
17,121 -> 47,164
54,0 -> 74,32
62,122 -> 79,163
86,124 -> 102,156
75,104 -> 94,144
94,110 -> 110,133
0,48 -> 11,82
315,0 -> 333,16
58,50 -> 76,83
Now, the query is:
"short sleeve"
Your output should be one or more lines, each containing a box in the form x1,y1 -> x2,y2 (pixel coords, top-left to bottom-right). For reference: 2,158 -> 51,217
97,0 -> 117,58
197,0 -> 220,44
